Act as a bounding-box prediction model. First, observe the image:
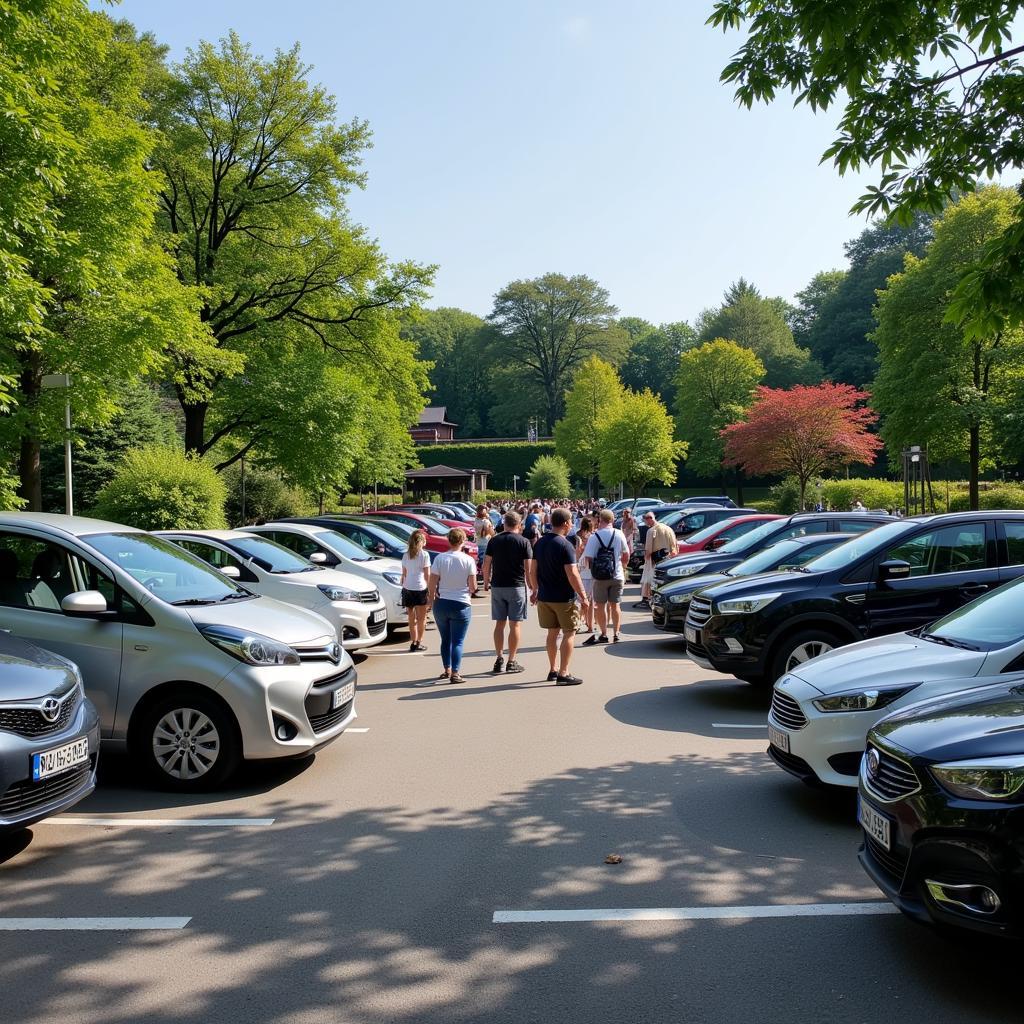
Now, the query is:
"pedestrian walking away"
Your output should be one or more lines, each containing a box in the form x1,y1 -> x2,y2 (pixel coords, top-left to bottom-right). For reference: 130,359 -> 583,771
427,528 -> 477,683
582,508 -> 629,644
400,528 -> 431,651
575,515 -> 596,636
482,510 -> 535,674
533,508 -> 590,686
636,510 -> 678,608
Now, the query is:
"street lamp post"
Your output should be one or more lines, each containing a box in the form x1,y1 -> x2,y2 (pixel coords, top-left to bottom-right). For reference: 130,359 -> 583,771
41,373 -> 73,515
512,474 -> 519,499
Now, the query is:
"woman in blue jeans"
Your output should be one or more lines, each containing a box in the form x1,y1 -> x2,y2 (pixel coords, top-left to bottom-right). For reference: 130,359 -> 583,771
427,528 -> 477,683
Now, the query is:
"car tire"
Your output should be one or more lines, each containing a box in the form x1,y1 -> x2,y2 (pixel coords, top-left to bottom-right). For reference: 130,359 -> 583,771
134,690 -> 241,791
770,630 -> 840,685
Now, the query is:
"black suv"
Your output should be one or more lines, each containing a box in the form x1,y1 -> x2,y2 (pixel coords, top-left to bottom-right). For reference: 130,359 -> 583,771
859,681 -> 1024,938
685,511 -> 1024,686
654,511 -> 893,586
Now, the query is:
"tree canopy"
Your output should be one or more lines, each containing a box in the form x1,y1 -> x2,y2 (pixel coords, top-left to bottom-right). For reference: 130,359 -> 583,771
554,356 -> 625,488
527,454 -> 572,497
597,390 -> 687,497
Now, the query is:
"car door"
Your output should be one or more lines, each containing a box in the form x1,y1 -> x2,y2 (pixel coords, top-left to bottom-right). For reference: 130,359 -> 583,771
0,528 -> 124,735
865,520 -> 994,636
996,520 -> 1024,583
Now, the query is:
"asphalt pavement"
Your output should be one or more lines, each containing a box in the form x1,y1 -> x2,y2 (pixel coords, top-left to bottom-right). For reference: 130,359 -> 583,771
1,582 -> 1017,1023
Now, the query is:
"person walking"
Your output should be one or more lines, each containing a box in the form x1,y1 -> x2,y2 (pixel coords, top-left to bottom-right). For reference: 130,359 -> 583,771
575,515 -> 596,636
533,508 -> 590,686
400,529 -> 431,652
427,528 -> 477,683
582,508 -> 630,644
523,504 -> 542,544
482,510 -> 535,674
620,508 -> 639,554
634,510 -> 678,609
473,504 -> 490,543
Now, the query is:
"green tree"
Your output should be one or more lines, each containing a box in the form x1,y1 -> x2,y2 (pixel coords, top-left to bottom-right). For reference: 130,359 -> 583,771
674,340 -> 765,499
527,454 -> 572,497
620,319 -> 697,406
597,390 -> 688,497
708,1 -> 1024,336
554,357 -> 625,493
790,271 -> 846,349
873,188 -> 1024,508
148,33 -> 432,471
488,273 -> 627,432
698,288 -> 819,387
0,7 -> 203,508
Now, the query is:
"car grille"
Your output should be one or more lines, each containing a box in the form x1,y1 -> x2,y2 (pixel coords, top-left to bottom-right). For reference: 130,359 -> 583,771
0,689 -> 79,738
770,689 -> 807,730
305,667 -> 356,733
358,590 -> 380,604
295,640 -> 343,665
767,744 -> 816,780
687,596 -> 712,627
0,757 -> 95,817
368,616 -> 387,636
864,833 -> 909,883
863,743 -> 921,802
308,699 -> 354,733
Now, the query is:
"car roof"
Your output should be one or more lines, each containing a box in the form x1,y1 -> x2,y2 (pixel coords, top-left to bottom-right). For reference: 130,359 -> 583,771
251,521 -> 323,536
0,511 -> 144,537
154,529 -> 257,541
776,533 -> 851,547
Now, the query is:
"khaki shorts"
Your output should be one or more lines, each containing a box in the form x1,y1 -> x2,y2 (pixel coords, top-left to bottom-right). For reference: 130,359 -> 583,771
537,600 -> 580,632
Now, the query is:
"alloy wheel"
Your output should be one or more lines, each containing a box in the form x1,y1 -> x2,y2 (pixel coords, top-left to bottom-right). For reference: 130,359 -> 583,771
784,640 -> 834,672
152,706 -> 220,781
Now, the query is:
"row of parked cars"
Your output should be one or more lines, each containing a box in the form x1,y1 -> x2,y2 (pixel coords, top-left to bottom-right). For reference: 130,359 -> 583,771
643,503 -> 1024,939
0,503 -> 492,833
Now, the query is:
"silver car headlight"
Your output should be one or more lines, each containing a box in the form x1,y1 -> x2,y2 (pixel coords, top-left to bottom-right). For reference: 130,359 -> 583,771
715,592 -> 782,615
812,684 -> 920,713
198,624 -> 300,666
669,563 -> 706,578
930,756 -> 1024,801
382,572 -> 402,586
318,584 -> 361,602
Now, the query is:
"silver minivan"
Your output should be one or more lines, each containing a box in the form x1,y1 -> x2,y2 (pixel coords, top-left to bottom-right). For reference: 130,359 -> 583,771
0,514 -> 358,790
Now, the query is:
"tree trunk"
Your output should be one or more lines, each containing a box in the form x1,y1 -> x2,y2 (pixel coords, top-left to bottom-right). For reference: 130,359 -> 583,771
183,401 -> 208,455
969,424 -> 980,511
798,475 -> 808,511
16,349 -> 42,510
735,467 -> 745,507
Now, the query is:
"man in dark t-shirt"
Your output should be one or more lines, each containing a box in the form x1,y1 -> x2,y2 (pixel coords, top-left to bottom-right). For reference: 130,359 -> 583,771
482,511 -> 535,674
533,508 -> 590,686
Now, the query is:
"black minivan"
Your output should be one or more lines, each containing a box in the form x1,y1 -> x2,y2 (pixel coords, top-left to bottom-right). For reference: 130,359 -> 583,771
685,511 -> 1024,686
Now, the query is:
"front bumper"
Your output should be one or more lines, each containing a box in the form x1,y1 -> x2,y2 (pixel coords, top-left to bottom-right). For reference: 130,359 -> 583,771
651,599 -> 687,633
377,581 -> 406,625
686,612 -> 768,677
320,599 -> 388,650
0,694 -> 100,831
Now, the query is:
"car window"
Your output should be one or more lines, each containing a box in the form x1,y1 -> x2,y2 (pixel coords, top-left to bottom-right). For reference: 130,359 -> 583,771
1004,522 -> 1024,566
176,539 -> 242,572
681,513 -> 707,531
0,531 -> 73,612
837,518 -> 885,535
227,536 -> 315,574
775,520 -> 829,541
885,523 -> 986,577
66,552 -> 147,622
263,530 -> 319,559
927,574 -> 1024,649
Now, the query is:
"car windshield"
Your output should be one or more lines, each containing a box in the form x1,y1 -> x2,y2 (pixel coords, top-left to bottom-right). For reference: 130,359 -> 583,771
924,576 -> 1024,650
730,540 -> 807,576
229,536 -> 318,574
87,532 -> 251,606
357,518 -> 414,541
350,524 -> 404,554
718,518 -> 785,554
799,521 -> 912,573
391,514 -> 447,537
684,519 -> 742,545
314,529 -> 376,561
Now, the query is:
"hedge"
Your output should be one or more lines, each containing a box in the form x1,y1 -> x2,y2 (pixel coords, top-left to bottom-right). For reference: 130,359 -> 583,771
947,485 -> 1024,511
416,441 -> 557,488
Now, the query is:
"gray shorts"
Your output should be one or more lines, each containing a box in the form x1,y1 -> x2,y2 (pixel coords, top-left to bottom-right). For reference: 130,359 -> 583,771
491,585 -> 528,622
592,578 -> 623,604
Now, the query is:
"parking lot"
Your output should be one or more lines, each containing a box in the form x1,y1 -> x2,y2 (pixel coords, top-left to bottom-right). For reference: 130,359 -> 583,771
1,585 -> 1017,1024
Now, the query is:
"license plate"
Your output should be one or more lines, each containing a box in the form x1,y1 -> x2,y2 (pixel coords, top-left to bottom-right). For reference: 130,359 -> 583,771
32,738 -> 89,781
332,681 -> 355,710
768,723 -> 790,753
372,609 -> 387,623
685,626 -> 698,645
858,796 -> 891,850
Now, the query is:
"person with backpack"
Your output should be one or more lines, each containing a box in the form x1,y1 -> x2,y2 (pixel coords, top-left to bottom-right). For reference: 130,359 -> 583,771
581,508 -> 629,645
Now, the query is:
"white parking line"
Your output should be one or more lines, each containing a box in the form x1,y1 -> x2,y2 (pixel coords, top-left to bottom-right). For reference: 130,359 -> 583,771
493,902 -> 898,923
711,723 -> 768,729
0,917 -> 191,930
44,817 -> 274,828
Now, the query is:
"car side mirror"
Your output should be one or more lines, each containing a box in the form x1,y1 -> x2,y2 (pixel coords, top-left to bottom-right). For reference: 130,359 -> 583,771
308,552 -> 328,564
879,559 -> 912,583
61,590 -> 109,617
220,565 -> 241,580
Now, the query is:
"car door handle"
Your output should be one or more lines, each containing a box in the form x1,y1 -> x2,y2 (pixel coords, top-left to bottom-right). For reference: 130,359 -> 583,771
844,594 -> 866,604
960,584 -> 989,595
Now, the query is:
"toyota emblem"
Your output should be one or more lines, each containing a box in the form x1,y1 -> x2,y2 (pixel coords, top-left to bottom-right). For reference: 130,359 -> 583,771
40,697 -> 61,723
866,748 -> 881,780
330,642 -> 342,663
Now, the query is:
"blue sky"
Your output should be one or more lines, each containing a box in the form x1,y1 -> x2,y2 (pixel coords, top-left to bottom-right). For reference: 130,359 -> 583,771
110,0 -> 878,325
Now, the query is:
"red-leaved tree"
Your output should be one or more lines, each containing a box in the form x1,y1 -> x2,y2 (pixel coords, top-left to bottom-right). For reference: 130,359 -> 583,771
721,384 -> 882,509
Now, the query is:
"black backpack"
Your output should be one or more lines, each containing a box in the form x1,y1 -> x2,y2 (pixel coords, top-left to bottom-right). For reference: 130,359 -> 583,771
591,531 -> 617,580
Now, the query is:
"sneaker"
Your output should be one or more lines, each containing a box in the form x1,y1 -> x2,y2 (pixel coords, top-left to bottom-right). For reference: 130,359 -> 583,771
596,634 -> 609,644
556,674 -> 583,686
414,642 -> 427,652
409,643 -> 417,652
505,660 -> 525,673
612,634 -> 621,643
492,655 -> 505,674
581,634 -> 599,647
546,670 -> 559,682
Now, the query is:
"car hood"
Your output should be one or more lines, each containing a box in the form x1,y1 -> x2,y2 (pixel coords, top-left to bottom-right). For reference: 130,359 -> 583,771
184,595 -> 337,646
658,550 -> 738,571
872,680 -> 1024,761
278,566 -> 376,593
695,569 -> 810,602
657,572 -> 732,598
787,631 -> 987,695
345,556 -> 402,577
0,632 -> 78,700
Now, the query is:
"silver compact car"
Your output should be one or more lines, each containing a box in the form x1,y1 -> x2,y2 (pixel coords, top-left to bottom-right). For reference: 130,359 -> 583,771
0,633 -> 100,831
0,514 -> 358,791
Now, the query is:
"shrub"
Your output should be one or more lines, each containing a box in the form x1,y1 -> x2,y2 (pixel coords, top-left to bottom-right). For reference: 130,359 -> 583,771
770,476 -> 802,514
92,446 -> 227,530
527,454 -> 571,497
0,466 -> 25,512
744,499 -> 777,513
947,485 -> 1024,512
822,479 -> 906,512
222,464 -> 313,527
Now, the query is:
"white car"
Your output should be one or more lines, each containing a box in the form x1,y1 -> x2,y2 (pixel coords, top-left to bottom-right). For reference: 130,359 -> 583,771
156,530 -> 389,651
767,575 -> 1024,788
247,522 -> 406,626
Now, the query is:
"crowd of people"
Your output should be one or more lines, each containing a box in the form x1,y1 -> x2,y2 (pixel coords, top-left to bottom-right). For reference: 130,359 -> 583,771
397,498 -> 674,687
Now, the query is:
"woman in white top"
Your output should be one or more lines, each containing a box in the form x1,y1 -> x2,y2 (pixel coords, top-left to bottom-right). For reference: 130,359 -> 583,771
400,529 -> 431,652
427,528 -> 477,683
575,516 -> 596,635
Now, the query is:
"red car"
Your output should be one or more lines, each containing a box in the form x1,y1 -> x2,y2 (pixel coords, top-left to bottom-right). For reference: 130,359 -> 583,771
362,511 -> 479,558
382,504 -> 467,531
673,514 -> 782,556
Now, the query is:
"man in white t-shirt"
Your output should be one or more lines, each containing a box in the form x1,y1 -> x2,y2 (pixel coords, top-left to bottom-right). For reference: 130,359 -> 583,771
581,508 -> 629,644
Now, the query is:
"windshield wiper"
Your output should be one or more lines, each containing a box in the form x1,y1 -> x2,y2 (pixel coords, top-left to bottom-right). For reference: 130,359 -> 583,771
217,591 -> 251,601
171,597 -> 218,606
920,632 -> 980,651
299,565 -> 323,572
